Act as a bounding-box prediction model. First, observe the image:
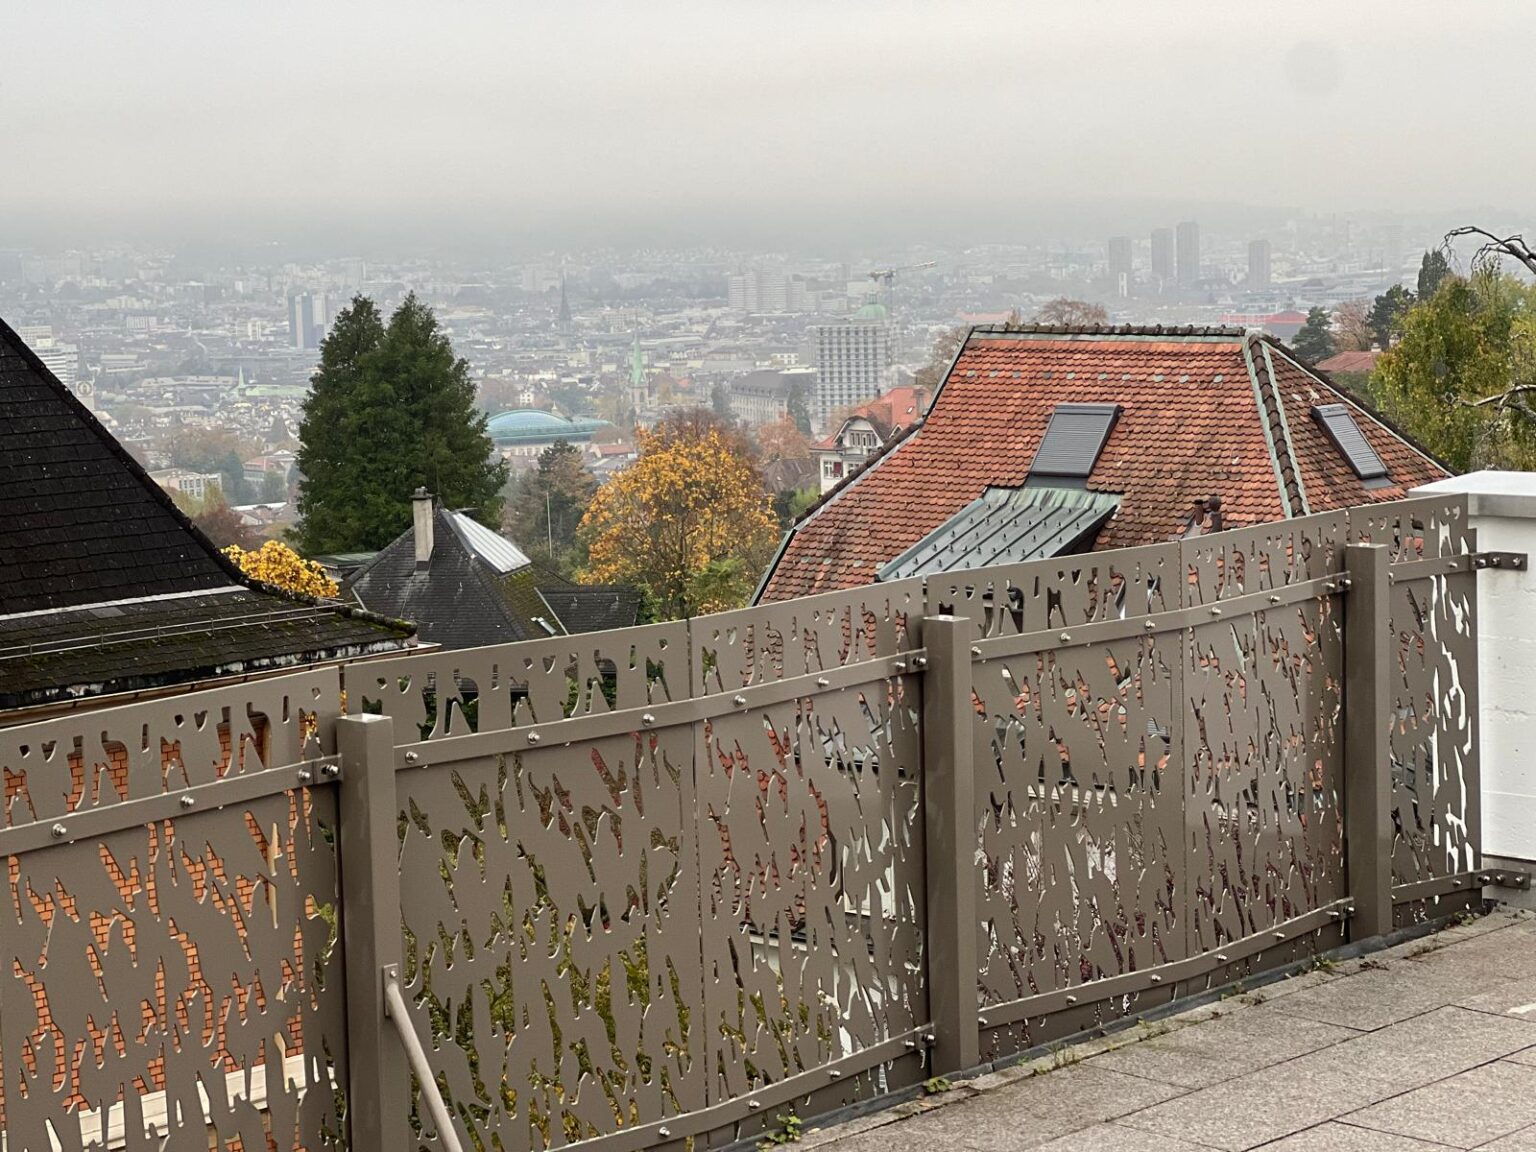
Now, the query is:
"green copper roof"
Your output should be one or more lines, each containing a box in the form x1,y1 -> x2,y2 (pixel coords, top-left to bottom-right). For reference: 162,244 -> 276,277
486,409 -> 608,444
877,486 -> 1119,580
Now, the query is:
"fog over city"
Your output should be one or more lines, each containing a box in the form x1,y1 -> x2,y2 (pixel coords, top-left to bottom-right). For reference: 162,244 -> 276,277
5,0 -> 1533,249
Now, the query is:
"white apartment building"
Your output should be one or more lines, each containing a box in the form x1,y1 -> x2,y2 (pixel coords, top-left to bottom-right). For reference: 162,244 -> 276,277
811,303 -> 894,430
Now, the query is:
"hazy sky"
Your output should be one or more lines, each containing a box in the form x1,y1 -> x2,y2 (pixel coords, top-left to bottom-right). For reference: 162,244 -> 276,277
4,1 -> 1531,250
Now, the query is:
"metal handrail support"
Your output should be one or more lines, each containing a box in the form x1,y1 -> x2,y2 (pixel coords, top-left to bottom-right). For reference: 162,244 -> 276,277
383,964 -> 466,1152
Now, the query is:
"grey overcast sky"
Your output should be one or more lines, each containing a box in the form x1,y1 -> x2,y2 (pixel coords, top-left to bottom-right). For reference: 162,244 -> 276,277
3,0 -> 1531,249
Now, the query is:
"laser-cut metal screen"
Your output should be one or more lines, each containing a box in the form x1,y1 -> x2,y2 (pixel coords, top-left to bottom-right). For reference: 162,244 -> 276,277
0,495 -> 1486,1151
0,670 -> 348,1151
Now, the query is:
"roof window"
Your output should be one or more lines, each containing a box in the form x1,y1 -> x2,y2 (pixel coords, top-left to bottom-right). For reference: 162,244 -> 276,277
1312,404 -> 1388,481
1029,403 -> 1120,480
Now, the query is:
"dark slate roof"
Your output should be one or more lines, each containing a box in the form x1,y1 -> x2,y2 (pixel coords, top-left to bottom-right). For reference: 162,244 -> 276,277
878,487 -> 1120,580
538,585 -> 642,634
0,590 -> 408,711
0,314 -> 413,709
344,506 -> 561,649
0,318 -> 241,613
344,506 -> 642,648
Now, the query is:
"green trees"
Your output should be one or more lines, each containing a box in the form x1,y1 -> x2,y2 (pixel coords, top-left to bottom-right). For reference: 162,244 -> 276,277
503,440 -> 597,577
1418,250 -> 1452,300
295,294 -> 507,553
1373,269 -> 1536,471
1368,285 -> 1416,350
786,379 -> 812,435
1292,307 -> 1336,362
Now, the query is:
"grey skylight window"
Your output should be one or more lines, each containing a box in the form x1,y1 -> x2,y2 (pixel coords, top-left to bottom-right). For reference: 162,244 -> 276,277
1312,404 -> 1388,480
1029,403 -> 1121,479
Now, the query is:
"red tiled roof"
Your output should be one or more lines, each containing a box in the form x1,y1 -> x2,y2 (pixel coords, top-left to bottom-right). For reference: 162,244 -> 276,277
1267,347 -> 1446,507
759,326 -> 1450,601
813,386 -> 929,450
1316,350 -> 1381,375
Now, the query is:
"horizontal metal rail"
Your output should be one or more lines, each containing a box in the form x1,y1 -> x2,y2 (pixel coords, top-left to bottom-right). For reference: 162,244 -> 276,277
970,571 -> 1345,661
1392,868 -> 1531,903
977,899 -> 1353,1031
557,1027 -> 932,1152
392,652 -> 922,770
384,965 -> 466,1152
0,756 -> 338,857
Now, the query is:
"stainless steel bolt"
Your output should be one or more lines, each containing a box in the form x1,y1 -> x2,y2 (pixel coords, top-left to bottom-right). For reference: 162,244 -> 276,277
180,795 -> 195,809
322,762 -> 340,778
1210,606 -> 1222,616
658,1127 -> 672,1138
1144,619 -> 1156,630
404,751 -> 420,763
527,732 -> 541,744
1268,595 -> 1281,604
971,646 -> 983,657
1216,953 -> 1229,961
297,768 -> 313,783
51,823 -> 66,839
733,694 -> 747,706
816,677 -> 830,687
829,1069 -> 842,1079
1059,631 -> 1071,642
642,713 -> 655,726
1273,931 -> 1286,940
748,1100 -> 761,1110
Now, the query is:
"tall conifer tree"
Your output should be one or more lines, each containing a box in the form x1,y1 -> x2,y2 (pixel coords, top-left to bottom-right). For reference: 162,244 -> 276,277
295,294 -> 506,552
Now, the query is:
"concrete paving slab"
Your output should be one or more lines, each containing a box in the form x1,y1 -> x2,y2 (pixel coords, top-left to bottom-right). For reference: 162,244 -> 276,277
1029,1122 -> 1214,1151
1115,1063 -> 1382,1151
1087,1007 -> 1359,1089
1484,1125 -> 1536,1150
1265,963 -> 1512,1031
1342,1058 -> 1536,1148
1303,1006 -> 1536,1094
1257,1121 -> 1460,1150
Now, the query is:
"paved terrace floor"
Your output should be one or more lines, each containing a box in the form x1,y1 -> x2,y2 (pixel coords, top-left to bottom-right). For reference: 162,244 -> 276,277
809,908 -> 1536,1151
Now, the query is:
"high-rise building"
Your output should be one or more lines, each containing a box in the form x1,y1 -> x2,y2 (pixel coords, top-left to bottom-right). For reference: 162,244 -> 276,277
1150,228 -> 1175,282
1247,239 -> 1272,290
288,292 -> 327,351
1176,221 -> 1200,288
728,268 -> 804,314
812,302 -> 893,429
1107,236 -> 1134,297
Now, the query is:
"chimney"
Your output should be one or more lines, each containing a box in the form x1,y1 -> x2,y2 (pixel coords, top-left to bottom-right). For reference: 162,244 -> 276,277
413,487 -> 434,568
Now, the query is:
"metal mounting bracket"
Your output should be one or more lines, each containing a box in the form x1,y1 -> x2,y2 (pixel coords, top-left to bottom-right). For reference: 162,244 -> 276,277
1472,551 -> 1529,571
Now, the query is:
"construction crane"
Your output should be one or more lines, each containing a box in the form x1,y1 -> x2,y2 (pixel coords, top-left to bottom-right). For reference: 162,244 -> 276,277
866,260 -> 937,287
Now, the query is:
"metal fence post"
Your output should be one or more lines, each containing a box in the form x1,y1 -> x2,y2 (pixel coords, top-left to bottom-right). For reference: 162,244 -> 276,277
921,615 -> 980,1074
336,713 -> 409,1152
1343,544 -> 1394,939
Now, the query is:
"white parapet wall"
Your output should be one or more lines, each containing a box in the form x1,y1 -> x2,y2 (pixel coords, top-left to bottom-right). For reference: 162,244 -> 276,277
1416,472 -> 1536,872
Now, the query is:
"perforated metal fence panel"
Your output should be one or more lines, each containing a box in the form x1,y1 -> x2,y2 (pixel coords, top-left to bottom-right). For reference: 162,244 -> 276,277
0,670 -> 348,1150
0,495 -> 1488,1151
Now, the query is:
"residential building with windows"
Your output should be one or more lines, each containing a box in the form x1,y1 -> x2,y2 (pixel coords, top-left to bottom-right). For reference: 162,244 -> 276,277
812,302 -> 894,430
759,324 -> 1449,600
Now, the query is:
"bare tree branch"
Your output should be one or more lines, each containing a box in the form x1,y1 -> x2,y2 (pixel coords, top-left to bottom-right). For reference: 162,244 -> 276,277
1444,226 -> 1536,277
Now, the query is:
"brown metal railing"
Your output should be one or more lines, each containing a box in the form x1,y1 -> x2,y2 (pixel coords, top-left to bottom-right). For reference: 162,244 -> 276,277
0,494 -> 1487,1152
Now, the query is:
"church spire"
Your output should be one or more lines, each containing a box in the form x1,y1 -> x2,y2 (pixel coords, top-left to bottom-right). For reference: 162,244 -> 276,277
558,271 -> 573,329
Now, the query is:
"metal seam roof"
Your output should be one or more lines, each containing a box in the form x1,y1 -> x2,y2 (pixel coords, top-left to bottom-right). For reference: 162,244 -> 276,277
877,487 -> 1120,580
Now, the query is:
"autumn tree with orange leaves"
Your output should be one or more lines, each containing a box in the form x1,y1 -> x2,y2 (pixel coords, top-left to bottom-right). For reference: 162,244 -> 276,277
580,426 -> 778,618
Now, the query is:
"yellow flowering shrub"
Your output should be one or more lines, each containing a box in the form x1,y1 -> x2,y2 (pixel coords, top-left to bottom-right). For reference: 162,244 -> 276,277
223,540 -> 339,598
580,428 -> 777,618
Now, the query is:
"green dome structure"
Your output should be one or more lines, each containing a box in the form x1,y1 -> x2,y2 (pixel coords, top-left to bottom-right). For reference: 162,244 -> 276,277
486,409 -> 608,445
